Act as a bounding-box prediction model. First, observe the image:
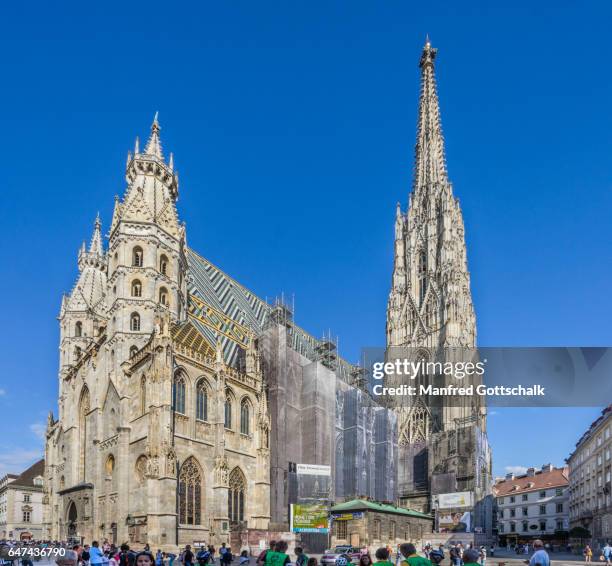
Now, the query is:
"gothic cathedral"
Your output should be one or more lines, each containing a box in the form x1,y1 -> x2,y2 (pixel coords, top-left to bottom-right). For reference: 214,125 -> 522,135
44,116 -> 271,548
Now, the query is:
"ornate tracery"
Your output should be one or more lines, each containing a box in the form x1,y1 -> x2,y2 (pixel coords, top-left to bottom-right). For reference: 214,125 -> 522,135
228,467 -> 246,524
178,457 -> 202,525
399,401 -> 430,445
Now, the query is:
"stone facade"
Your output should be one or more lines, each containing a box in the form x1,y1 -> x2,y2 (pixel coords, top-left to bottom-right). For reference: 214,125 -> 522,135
567,405 -> 612,546
44,118 -> 270,550
44,114 -> 398,551
0,460 -> 46,541
330,499 -> 432,549
385,39 -> 492,536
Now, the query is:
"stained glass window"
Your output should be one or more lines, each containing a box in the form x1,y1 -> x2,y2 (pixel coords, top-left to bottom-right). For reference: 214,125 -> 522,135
196,380 -> 208,421
240,399 -> 250,435
173,374 -> 186,414
179,458 -> 202,525
228,467 -> 246,524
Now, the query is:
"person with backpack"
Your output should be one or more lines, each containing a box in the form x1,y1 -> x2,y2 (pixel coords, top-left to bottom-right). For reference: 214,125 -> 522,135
295,548 -> 308,566
239,551 -> 249,566
257,542 -> 275,566
183,547 -> 195,566
220,547 -> 233,566
197,548 -> 211,566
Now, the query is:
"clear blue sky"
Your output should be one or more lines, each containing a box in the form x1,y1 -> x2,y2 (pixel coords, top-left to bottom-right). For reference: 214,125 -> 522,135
0,1 -> 610,480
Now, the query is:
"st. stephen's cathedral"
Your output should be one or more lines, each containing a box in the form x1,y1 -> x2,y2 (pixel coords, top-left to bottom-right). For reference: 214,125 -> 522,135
44,40 -> 492,549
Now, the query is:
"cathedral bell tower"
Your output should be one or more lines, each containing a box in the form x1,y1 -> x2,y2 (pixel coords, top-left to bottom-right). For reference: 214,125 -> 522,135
106,114 -> 187,373
386,39 -> 491,517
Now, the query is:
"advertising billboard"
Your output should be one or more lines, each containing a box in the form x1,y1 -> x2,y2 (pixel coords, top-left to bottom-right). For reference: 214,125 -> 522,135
290,503 -> 330,533
434,491 -> 474,509
438,511 -> 472,533
296,463 -> 332,502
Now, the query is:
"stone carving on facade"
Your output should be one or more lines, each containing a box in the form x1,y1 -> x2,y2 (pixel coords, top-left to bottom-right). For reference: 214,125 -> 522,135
146,456 -> 160,479
213,455 -> 229,486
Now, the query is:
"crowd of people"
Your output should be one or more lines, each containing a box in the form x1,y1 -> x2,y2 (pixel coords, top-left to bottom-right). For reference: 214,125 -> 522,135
0,537 -> 555,566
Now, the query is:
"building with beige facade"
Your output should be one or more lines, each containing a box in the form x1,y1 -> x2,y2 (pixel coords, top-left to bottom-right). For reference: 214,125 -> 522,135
494,464 -> 569,546
0,460 -> 46,541
567,405 -> 612,546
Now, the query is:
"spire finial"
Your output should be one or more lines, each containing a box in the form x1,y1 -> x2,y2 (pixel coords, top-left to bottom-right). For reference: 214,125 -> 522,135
134,136 -> 140,154
145,112 -> 164,159
89,213 -> 103,255
425,34 -> 430,47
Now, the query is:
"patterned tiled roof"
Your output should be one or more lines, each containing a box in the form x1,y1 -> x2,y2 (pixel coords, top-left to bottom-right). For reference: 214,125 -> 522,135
186,248 -> 357,382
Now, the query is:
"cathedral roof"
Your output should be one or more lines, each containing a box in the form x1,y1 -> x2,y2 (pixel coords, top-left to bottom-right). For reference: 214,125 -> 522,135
186,247 -> 358,382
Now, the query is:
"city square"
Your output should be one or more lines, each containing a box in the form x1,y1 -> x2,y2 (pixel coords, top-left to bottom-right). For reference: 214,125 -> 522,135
1,3 -> 611,566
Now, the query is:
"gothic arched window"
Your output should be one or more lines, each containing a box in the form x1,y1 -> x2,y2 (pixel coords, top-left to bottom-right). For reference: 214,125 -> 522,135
131,280 -> 142,297
78,386 -> 90,482
130,312 -> 141,331
228,467 -> 246,524
173,374 -> 186,414
160,254 -> 169,276
75,321 -> 82,337
196,380 -> 208,421
159,287 -> 169,306
224,393 -> 233,429
179,457 -> 203,525
130,345 -> 138,358
140,376 -> 147,415
240,398 -> 250,435
418,250 -> 427,306
132,246 -> 144,267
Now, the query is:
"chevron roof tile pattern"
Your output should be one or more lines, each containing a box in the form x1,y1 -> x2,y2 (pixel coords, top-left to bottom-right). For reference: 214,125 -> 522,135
186,247 -> 357,382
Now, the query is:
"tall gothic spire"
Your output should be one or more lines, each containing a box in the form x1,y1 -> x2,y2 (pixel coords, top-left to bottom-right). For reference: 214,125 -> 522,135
413,36 -> 447,191
144,111 -> 164,159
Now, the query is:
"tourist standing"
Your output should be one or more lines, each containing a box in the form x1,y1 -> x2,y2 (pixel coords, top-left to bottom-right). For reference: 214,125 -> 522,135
183,546 -> 195,566
374,548 -> 394,566
398,544 -> 429,566
526,540 -> 549,566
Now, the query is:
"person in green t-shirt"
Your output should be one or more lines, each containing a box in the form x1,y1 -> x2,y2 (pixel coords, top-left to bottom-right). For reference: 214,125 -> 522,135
399,544 -> 431,566
264,541 -> 290,566
461,549 -> 481,566
375,547 -> 394,566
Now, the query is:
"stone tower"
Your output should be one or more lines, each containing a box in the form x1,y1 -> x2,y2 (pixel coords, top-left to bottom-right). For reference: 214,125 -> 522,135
386,39 -> 492,528
107,113 -> 188,372
59,216 -> 107,374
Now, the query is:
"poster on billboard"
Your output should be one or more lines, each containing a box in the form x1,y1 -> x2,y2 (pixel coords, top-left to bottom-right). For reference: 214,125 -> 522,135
438,511 -> 472,533
435,491 -> 474,509
296,464 -> 332,502
290,503 -> 330,533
